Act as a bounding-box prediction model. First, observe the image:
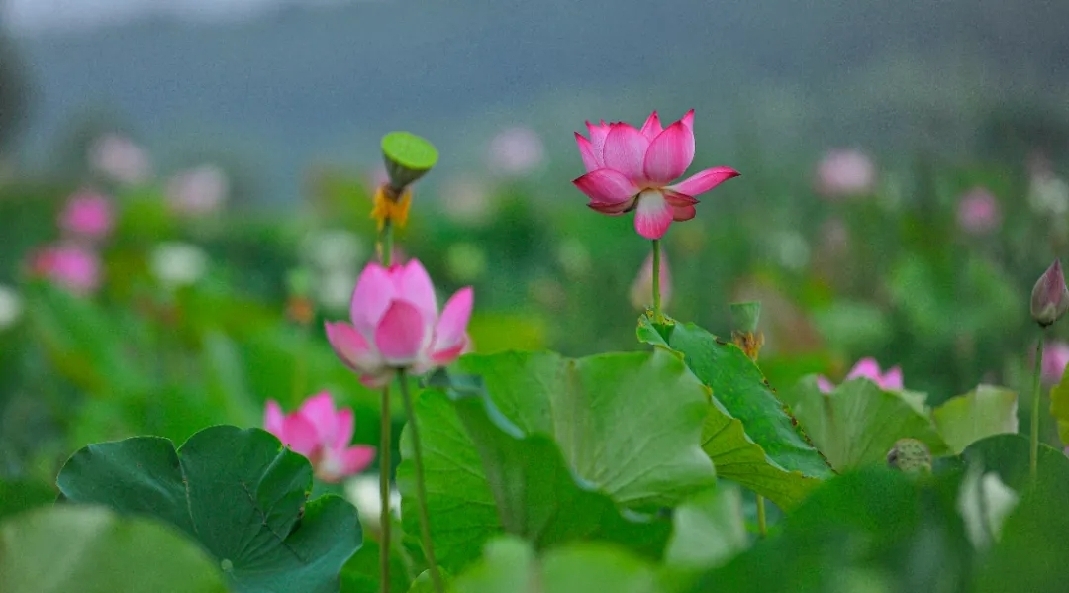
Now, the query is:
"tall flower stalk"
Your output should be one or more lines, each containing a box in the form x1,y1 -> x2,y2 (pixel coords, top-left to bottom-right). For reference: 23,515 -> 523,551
1028,259 -> 1069,480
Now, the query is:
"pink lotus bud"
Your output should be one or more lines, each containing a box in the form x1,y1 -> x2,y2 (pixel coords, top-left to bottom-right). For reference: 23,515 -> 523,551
630,251 -> 671,310
88,134 -> 151,185
572,110 -> 738,240
1030,259 -> 1069,327
819,357 -> 903,392
58,190 -> 114,242
956,187 -> 1002,235
815,149 -> 876,199
263,392 -> 375,483
487,126 -> 545,177
1041,341 -> 1069,385
29,244 -> 102,296
325,258 -> 473,387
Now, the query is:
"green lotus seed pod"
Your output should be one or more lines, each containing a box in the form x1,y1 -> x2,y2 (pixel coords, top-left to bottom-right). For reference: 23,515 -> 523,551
381,131 -> 438,190
886,438 -> 932,475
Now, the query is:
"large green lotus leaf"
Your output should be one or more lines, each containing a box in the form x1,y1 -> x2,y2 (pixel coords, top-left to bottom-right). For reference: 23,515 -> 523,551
339,539 -> 412,593
663,486 -> 750,572
780,376 -> 949,471
452,536 -> 665,593
398,350 -> 702,573
55,425 -> 361,593
637,316 -> 832,508
0,505 -> 227,593
932,385 -> 1018,454
685,466 -> 973,593
960,435 -> 1069,593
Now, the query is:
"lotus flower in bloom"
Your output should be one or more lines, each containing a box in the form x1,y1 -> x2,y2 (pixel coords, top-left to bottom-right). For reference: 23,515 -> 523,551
630,251 -> 671,310
817,357 -> 903,393
815,149 -> 876,198
264,392 -> 375,483
1041,341 -> 1069,385
325,259 -> 473,387
29,244 -> 101,295
956,187 -> 1001,235
88,134 -> 152,185
58,190 -> 114,241
572,110 -> 739,240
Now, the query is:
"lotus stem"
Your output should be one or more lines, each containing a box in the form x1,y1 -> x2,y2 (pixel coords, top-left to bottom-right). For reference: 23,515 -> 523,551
398,370 -> 444,593
1030,335 -> 1045,481
651,239 -> 662,319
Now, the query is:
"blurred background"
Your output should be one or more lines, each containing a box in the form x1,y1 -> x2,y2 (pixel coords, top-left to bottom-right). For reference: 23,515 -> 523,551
2,0 -> 1069,487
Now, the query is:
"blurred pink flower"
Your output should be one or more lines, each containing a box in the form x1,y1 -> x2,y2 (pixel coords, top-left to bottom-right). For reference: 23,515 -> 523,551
264,392 -> 375,483
439,176 -> 493,226
166,165 -> 229,216
1042,341 -> 1069,385
325,259 -> 474,387
58,190 -> 114,242
817,357 -> 903,393
572,110 -> 739,240
957,187 -> 1001,235
29,244 -> 102,295
88,134 -> 152,185
487,126 -> 545,177
630,251 -> 671,310
816,149 -> 876,198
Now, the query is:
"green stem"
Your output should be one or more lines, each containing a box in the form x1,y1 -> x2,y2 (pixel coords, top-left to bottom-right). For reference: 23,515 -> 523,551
651,239 -> 662,318
379,385 -> 392,593
381,219 -> 395,266
1030,335 -> 1045,481
398,370 -> 444,593
756,494 -> 767,538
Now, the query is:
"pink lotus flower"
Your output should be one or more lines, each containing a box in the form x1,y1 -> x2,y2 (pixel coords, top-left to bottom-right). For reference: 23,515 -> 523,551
29,244 -> 101,295
817,357 -> 903,393
264,392 -> 375,483
572,110 -> 739,240
1041,341 -> 1069,385
88,134 -> 152,185
166,165 -> 229,216
58,190 -> 114,241
630,251 -> 671,310
957,187 -> 1001,235
325,259 -> 474,387
815,149 -> 876,199
487,126 -> 545,177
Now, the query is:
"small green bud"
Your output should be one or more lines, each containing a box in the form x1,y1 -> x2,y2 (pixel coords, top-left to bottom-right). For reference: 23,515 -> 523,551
729,301 -> 761,334
886,438 -> 931,475
1030,258 -> 1069,327
381,131 -> 438,190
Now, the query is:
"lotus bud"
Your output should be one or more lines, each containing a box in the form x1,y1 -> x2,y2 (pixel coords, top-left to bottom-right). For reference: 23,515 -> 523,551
1030,259 -> 1069,327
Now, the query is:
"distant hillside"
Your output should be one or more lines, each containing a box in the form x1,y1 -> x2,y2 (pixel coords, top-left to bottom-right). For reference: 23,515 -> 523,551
7,0 -> 1069,203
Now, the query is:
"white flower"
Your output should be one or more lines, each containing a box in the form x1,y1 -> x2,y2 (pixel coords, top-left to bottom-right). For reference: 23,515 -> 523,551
315,269 -> 358,312
1028,174 -> 1069,218
166,165 -> 229,216
88,134 -> 152,185
0,284 -> 23,330
302,230 -> 364,272
956,465 -> 1019,549
150,242 -> 208,289
344,474 -> 401,528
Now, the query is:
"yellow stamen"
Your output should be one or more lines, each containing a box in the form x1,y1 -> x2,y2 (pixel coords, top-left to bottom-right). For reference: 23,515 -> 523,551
371,184 -> 414,231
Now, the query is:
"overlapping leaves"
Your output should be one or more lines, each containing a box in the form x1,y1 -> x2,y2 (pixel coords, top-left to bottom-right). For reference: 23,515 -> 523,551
395,349 -> 715,573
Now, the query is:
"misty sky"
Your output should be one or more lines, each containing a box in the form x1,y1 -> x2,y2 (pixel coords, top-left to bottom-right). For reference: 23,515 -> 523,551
1,0 -> 362,34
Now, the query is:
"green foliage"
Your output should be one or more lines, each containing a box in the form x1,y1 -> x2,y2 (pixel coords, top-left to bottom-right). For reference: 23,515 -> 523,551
782,376 -> 949,470
396,349 -> 714,572
637,315 -> 833,508
0,505 -> 228,593
932,384 -> 1019,454
56,425 -> 362,593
